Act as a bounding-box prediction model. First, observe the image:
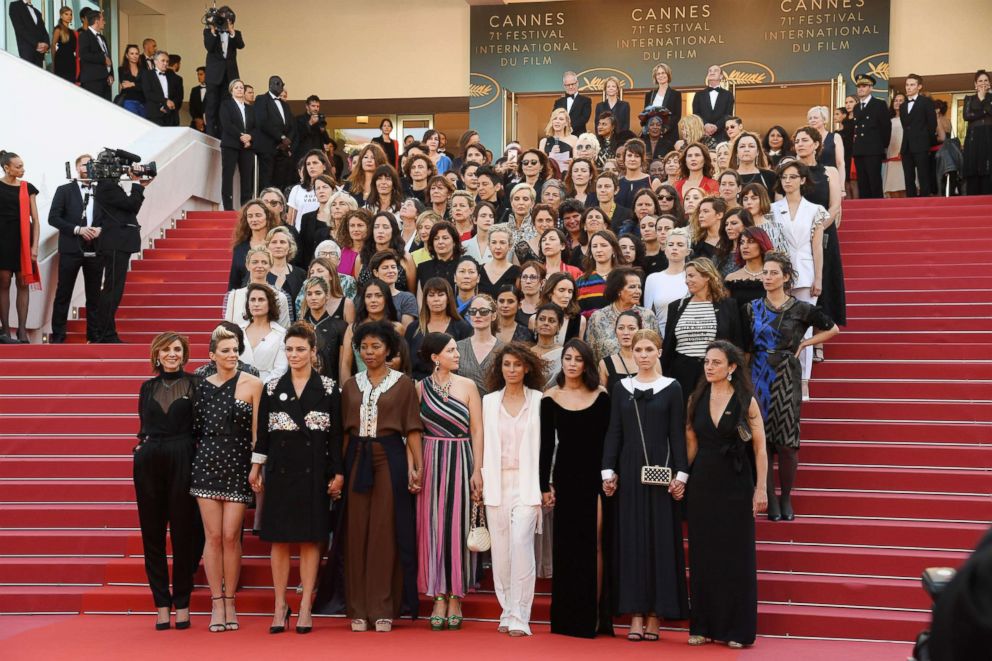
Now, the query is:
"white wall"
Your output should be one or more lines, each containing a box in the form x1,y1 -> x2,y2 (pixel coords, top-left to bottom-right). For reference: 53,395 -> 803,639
1,50 -> 222,335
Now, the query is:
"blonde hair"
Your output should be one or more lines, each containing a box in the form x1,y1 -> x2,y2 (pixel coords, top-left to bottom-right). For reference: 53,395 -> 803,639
686,257 -> 728,302
509,182 -> 537,202
632,328 -> 662,349
545,108 -> 573,137
667,226 -> 693,250
416,210 -> 442,231
602,76 -> 624,100
450,190 -> 477,210
245,245 -> 273,268
808,105 -> 830,124
209,325 -> 238,354
576,132 -> 601,158
678,114 -> 706,144
265,226 -> 298,261
651,62 -> 673,86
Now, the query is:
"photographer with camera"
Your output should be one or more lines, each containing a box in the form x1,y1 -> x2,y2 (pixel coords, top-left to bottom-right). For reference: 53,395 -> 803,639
91,154 -> 153,344
293,95 -> 332,157
202,5 -> 243,138
252,75 -> 294,191
141,51 -> 184,127
47,155 -> 103,344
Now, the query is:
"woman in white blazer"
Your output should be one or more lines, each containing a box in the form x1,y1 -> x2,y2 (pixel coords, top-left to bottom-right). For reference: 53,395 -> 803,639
223,247 -> 291,328
770,161 -> 826,391
481,342 -> 547,637
237,283 -> 289,384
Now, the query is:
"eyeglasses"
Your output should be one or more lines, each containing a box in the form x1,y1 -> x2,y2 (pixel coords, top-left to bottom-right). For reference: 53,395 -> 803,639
781,174 -> 802,181
520,274 -> 542,281
264,200 -> 283,207
521,160 -> 539,166
658,195 -> 674,201
465,308 -> 493,317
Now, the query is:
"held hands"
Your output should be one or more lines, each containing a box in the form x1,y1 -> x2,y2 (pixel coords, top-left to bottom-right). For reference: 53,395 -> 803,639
602,476 -> 618,497
240,134 -> 252,147
79,227 -> 100,242
668,479 -> 686,501
753,487 -> 768,516
408,465 -> 422,494
37,42 -> 49,53
327,474 -> 344,500
248,464 -> 263,492
541,487 -> 555,509
470,470 -> 484,503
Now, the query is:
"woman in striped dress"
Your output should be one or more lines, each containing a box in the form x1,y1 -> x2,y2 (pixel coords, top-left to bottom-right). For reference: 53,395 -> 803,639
416,332 -> 484,630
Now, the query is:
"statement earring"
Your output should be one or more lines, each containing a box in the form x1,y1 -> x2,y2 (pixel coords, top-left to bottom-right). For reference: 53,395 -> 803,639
155,359 -> 161,367
728,371 -> 733,382
433,360 -> 440,372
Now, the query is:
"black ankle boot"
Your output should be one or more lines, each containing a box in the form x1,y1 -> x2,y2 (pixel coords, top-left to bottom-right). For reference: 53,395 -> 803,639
780,495 -> 795,521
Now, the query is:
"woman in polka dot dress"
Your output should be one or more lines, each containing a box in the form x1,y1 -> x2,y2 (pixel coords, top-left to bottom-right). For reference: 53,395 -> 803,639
190,325 -> 263,633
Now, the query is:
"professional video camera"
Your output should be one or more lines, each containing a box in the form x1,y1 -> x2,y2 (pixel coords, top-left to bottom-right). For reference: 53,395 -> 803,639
66,148 -> 157,182
203,3 -> 236,32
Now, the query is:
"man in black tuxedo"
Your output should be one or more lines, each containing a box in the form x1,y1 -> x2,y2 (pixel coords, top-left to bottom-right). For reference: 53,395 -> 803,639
553,71 -> 592,136
78,10 -> 114,100
852,74 -> 892,199
47,155 -> 103,344
92,173 -> 149,343
252,75 -> 294,191
692,64 -> 735,143
141,51 -> 184,127
189,67 -> 207,132
8,0 -> 48,66
900,73 -> 938,197
137,38 -> 157,70
203,8 -> 244,137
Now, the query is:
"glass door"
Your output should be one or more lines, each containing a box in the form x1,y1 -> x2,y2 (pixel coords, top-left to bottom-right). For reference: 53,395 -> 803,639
397,116 -> 433,145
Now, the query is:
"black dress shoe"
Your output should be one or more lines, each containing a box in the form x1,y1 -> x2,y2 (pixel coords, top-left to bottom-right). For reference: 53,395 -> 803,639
49,335 -> 66,344
101,337 -> 125,344
296,624 -> 312,634
0,334 -> 17,344
156,621 -> 171,631
780,496 -> 795,521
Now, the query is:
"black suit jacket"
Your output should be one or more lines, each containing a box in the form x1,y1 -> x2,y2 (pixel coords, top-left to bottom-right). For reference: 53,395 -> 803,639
94,183 -> 144,254
691,87 -> 735,142
189,85 -> 207,121
78,28 -> 113,84
852,96 -> 891,157
8,1 -> 47,63
142,70 -> 184,126
293,115 -> 332,156
643,87 -> 683,138
219,98 -> 256,149
252,93 -> 294,155
553,94 -> 592,136
203,28 -> 243,85
48,182 -> 92,255
899,95 -> 938,155
594,99 -> 631,134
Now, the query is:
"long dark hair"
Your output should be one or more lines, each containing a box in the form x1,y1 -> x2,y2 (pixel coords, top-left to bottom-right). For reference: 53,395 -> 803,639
486,342 -> 547,393
686,340 -> 754,428
354,278 -> 398,328
554,338 -> 600,390
360,210 -> 406,267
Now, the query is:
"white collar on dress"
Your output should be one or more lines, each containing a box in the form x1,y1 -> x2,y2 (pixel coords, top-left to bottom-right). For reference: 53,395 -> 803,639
621,375 -> 675,395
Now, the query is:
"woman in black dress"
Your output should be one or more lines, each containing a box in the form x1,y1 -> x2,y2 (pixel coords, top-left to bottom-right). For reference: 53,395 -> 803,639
405,278 -> 473,380
598,309 -> 654,394
134,332 -> 201,630
725,226 -> 774,312
602,329 -> 689,642
51,6 -> 78,83
685,341 -> 768,649
250,322 -> 344,634
540,339 -> 614,638
117,44 -> 146,116
300,277 -> 348,382
0,151 -> 41,344
963,70 -> 992,195
190,325 -> 263,632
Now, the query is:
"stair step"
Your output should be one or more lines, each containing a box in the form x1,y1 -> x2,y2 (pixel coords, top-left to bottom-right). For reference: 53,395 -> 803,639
799,419 -> 991,444
814,360 -> 989,380
811,378 -> 992,400
847,289 -> 992,304
801,399 -> 992,424
802,441 -> 992,469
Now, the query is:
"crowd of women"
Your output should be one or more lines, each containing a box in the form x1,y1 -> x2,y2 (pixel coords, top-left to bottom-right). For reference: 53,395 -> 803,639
126,65 -> 860,647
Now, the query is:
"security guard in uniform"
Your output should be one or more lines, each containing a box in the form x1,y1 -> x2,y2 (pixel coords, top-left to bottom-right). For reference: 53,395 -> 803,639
851,74 -> 891,199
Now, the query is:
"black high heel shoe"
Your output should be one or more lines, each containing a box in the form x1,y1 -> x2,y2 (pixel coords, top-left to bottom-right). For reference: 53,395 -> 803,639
175,607 -> 191,630
296,611 -> 313,634
780,495 -> 795,521
270,605 -> 291,634
767,494 -> 782,521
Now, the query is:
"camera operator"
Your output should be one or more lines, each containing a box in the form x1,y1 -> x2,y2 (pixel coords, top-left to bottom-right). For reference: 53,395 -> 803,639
203,5 -> 244,138
252,75 -> 294,190
141,51 -> 184,127
47,155 -> 103,344
92,169 -> 150,344
293,95 -> 332,157
926,527 -> 992,660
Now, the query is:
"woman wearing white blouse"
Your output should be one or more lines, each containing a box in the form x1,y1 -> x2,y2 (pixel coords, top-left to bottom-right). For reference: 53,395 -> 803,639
461,201 -> 495,264
642,228 -> 690,336
482,344 -> 547,637
238,283 -> 288,383
224,246 -> 291,328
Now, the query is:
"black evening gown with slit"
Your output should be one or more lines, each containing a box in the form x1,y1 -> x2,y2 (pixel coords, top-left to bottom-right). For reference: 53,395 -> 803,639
687,386 -> 757,645
540,392 -> 615,638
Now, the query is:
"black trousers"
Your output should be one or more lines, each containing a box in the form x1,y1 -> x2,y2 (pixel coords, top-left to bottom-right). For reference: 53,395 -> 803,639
50,251 -> 102,342
854,154 -> 884,198
203,79 -> 230,138
902,151 -> 933,196
93,250 -> 132,341
81,79 -> 111,101
256,151 -> 275,191
221,147 -> 255,210
133,436 -> 199,609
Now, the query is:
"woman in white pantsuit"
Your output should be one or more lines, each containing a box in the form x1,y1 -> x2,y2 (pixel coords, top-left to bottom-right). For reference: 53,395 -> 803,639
481,342 -> 547,637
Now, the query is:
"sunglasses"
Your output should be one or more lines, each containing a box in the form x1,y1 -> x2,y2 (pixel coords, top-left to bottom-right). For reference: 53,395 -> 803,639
521,160 -> 539,166
658,195 -> 675,201
465,308 -> 493,317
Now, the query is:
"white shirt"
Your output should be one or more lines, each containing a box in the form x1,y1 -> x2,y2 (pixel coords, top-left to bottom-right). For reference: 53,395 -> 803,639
907,96 -> 918,112
565,94 -> 574,113
198,84 -> 207,101
270,93 -> 286,124
24,1 -> 39,24
77,183 -> 95,227
643,269 -> 688,336
287,185 -> 318,229
155,70 -> 169,98
652,89 -> 667,108
708,87 -> 719,109
235,100 -> 246,126
220,31 -> 229,58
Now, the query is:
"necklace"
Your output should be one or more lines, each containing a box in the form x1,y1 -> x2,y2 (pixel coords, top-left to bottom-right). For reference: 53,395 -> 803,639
430,374 -> 452,402
743,265 -> 762,277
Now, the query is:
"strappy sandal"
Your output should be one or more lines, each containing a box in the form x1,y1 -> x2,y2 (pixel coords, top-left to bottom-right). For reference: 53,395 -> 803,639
728,641 -> 744,648
687,635 -> 711,645
812,347 -> 824,363
223,595 -> 239,631
351,619 -> 368,632
375,618 -> 393,632
627,617 -> 645,641
208,596 -> 226,633
447,594 -> 463,630
430,595 -> 447,631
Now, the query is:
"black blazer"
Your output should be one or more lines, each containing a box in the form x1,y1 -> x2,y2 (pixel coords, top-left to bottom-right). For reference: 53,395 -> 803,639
554,94 -> 592,136
94,183 -> 144,254
252,93 -> 294,155
219,97 -> 256,149
852,96 -> 892,157
661,296 -> 743,373
900,95 -> 938,155
141,69 -> 184,126
203,28 -> 243,85
594,99 -> 631,134
691,87 -> 735,142
48,182 -> 91,255
8,1 -> 47,64
189,84 -> 207,121
77,28 -> 113,84
643,87 -> 683,138
608,204 -> 634,235
117,65 -> 145,102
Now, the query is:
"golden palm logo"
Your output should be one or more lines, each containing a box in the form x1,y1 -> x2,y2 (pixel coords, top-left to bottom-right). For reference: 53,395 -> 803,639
724,70 -> 767,85
469,73 -> 501,110
850,53 -> 890,86
718,61 -> 776,86
577,68 -> 634,93
470,83 -> 493,98
865,61 -> 889,81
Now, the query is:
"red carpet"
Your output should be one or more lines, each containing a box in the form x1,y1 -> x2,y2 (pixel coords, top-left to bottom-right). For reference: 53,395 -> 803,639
1,199 -> 991,645
0,615 -> 910,661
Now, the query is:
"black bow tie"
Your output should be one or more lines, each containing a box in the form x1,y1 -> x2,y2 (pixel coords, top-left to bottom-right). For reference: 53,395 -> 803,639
632,388 -> 655,402
157,71 -> 166,76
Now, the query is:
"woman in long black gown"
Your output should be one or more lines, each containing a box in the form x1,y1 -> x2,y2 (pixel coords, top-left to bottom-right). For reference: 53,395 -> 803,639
51,7 -> 78,83
685,341 -> 768,648
540,339 -> 613,638
602,329 -> 689,642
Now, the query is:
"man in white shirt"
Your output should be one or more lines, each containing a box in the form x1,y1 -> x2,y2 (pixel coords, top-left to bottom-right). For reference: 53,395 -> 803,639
553,71 -> 592,135
691,65 -> 735,143
189,67 -> 208,131
141,51 -> 184,126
